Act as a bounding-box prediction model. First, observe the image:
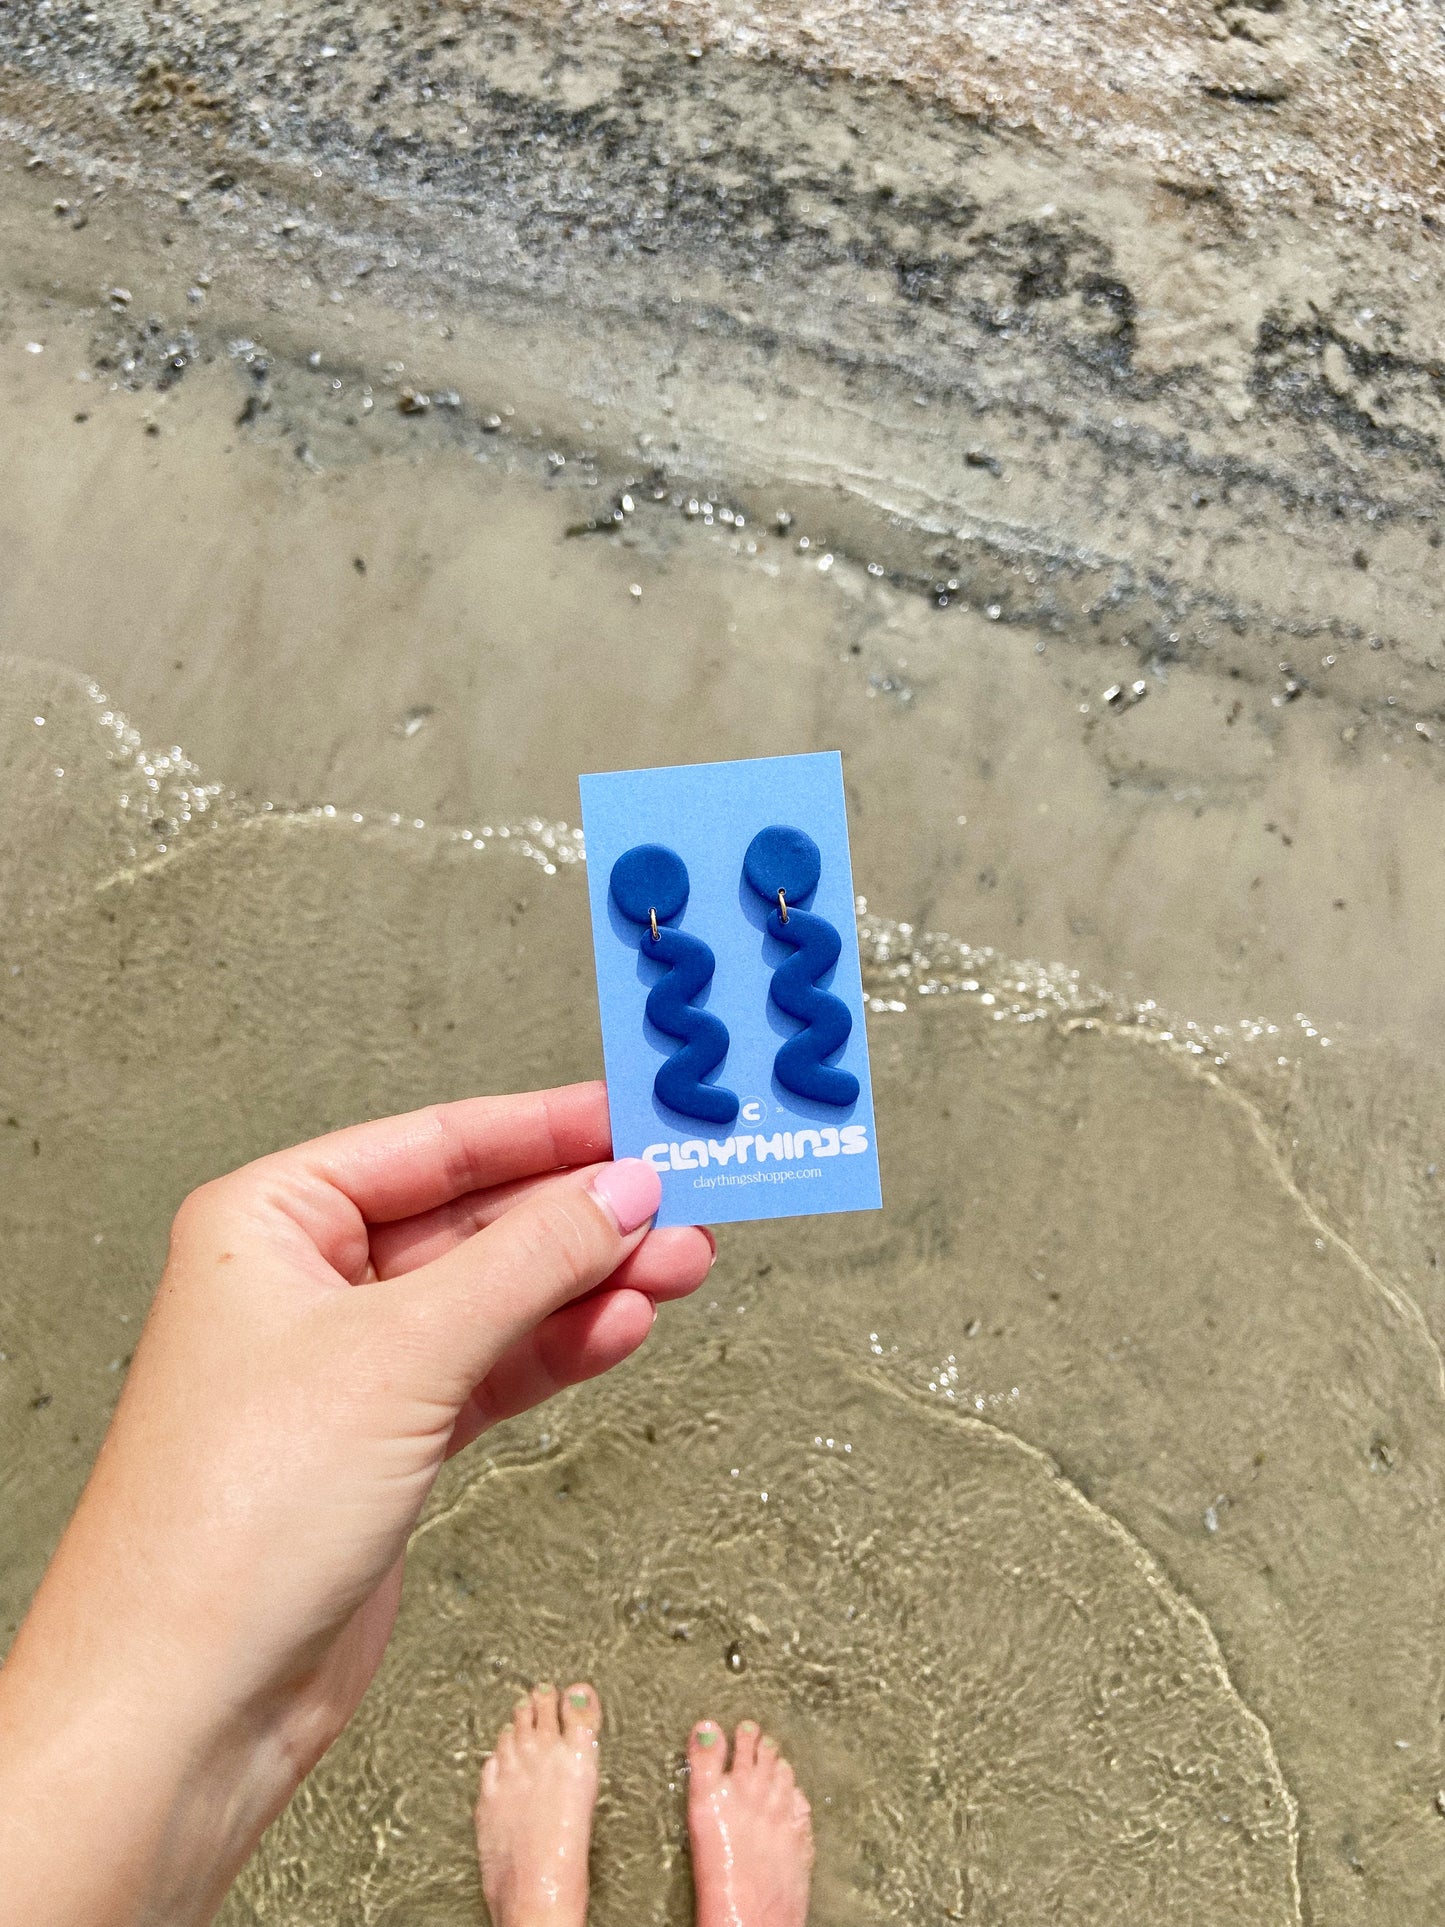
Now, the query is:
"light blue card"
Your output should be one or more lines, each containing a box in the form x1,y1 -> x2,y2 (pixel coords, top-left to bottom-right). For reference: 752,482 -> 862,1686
580,752 -> 882,1227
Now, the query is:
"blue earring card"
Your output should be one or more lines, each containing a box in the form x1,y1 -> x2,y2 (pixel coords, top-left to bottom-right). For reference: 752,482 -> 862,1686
579,751 -> 882,1228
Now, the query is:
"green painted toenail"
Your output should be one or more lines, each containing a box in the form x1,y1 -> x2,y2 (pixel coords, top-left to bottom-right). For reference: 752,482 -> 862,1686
569,1690 -> 590,1709
697,1728 -> 718,1747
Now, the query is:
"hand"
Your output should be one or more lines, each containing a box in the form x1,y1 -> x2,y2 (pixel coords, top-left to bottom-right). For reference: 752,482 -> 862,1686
0,1081 -> 712,1927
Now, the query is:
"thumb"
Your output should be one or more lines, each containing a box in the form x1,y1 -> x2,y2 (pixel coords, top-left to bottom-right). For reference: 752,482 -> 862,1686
390,1157 -> 662,1401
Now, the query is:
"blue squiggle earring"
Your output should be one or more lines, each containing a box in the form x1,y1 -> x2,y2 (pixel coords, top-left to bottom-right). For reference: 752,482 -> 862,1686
743,824 -> 860,1109
610,843 -> 739,1127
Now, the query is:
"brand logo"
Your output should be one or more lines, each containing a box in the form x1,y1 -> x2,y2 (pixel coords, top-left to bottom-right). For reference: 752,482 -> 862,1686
643,1125 -> 869,1172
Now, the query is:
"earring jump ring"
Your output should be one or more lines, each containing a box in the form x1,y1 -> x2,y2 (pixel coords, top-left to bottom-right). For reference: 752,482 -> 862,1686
777,887 -> 789,924
649,906 -> 660,942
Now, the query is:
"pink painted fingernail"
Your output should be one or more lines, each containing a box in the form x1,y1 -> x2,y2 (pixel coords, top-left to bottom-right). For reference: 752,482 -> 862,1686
589,1158 -> 661,1235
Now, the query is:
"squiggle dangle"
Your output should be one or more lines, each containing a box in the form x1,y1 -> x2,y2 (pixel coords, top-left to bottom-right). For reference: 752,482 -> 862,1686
610,842 -> 740,1127
743,824 -> 860,1109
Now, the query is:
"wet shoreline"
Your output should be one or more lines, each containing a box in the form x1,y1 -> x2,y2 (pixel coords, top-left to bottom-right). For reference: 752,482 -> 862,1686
4,7 -> 1445,1920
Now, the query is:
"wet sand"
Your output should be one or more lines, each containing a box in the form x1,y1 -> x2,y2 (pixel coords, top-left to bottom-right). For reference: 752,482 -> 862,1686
2,692 -> 1442,1922
3,4 -> 1445,1923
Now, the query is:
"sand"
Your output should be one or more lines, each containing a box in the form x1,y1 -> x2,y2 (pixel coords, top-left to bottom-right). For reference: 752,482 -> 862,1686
2,3 -> 1444,1920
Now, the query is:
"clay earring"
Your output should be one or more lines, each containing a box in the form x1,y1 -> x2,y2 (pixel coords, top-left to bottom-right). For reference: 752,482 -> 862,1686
742,824 -> 860,1109
610,843 -> 740,1127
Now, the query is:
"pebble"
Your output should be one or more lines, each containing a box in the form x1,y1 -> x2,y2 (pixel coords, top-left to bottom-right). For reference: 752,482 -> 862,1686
1104,680 -> 1148,710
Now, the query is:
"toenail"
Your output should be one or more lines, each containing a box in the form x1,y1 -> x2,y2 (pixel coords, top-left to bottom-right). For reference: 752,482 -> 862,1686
760,1736 -> 778,1749
569,1690 -> 590,1708
697,1727 -> 719,1747
739,1720 -> 759,1734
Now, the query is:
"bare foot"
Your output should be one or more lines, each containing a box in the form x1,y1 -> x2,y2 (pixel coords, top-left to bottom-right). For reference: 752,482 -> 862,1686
687,1719 -> 814,1927
475,1682 -> 602,1927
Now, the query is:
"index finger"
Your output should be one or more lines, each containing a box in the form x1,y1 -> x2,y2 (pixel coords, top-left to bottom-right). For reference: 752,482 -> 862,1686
273,1080 -> 612,1225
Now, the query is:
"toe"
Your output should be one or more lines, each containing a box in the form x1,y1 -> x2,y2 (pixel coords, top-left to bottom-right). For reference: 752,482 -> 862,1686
732,1720 -> 761,1773
478,1752 -> 501,1801
688,1720 -> 726,1790
513,1694 -> 536,1741
533,1684 -> 560,1738
562,1682 -> 602,1740
793,1790 -> 812,1828
768,1756 -> 797,1811
493,1723 -> 517,1767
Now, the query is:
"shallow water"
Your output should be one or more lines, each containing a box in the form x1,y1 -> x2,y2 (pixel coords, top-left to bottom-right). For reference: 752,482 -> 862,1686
3,5 -> 1445,1923
2,676 -> 1442,1922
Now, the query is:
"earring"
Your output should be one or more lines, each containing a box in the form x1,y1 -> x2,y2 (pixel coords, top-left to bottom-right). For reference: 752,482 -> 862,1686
742,824 -> 860,1109
610,843 -> 740,1127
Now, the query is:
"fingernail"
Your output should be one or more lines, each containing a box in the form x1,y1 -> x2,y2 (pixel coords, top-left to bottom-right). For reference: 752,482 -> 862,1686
698,1225 -> 717,1265
696,1725 -> 719,1747
589,1158 -> 661,1235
